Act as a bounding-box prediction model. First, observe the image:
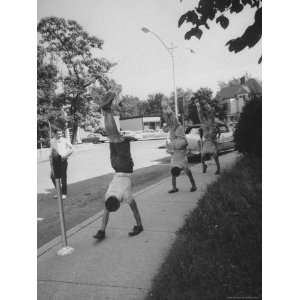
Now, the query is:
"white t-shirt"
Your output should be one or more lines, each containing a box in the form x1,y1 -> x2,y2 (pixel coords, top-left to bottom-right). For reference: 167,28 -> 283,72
50,137 -> 73,158
105,173 -> 133,205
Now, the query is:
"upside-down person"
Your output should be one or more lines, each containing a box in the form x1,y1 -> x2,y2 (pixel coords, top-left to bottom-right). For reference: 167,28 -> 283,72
162,99 -> 197,194
195,100 -> 221,175
93,92 -> 143,242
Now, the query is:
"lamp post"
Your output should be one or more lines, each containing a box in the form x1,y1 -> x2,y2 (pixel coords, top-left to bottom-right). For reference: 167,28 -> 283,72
141,27 -> 179,118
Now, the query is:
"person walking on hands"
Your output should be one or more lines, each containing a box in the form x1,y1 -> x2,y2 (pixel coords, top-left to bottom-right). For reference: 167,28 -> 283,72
162,99 -> 197,194
93,92 -> 143,242
195,100 -> 221,175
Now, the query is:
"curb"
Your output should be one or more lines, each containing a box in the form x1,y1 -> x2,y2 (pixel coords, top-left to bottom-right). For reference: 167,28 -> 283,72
37,175 -> 170,258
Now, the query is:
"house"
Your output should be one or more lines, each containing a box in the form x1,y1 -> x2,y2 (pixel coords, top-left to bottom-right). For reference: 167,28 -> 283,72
216,78 -> 262,122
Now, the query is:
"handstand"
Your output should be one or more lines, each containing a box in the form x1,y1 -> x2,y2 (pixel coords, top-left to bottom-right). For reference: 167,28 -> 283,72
93,92 -> 143,241
162,99 -> 197,193
195,100 -> 221,174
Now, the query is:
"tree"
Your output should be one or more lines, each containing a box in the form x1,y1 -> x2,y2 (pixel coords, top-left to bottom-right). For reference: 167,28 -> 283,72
188,88 -> 213,123
119,95 -> 143,118
178,0 -> 262,63
234,95 -> 262,156
37,45 -> 65,145
38,17 -> 115,143
145,93 -> 165,116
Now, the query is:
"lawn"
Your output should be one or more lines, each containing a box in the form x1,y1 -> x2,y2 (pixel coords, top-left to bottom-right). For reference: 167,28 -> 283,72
146,155 -> 262,300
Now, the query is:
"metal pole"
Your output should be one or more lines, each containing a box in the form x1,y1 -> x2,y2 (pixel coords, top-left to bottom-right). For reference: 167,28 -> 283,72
170,49 -> 178,118
55,178 -> 74,256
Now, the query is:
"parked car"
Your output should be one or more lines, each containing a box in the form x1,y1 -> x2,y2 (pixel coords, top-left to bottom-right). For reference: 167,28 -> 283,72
134,129 -> 168,140
120,130 -> 139,141
166,123 -> 235,161
82,133 -> 107,144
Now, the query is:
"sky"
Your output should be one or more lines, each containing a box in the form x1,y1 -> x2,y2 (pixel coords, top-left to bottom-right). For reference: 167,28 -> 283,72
37,0 -> 261,99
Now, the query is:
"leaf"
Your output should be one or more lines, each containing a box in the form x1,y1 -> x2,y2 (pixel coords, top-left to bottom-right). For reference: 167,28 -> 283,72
178,14 -> 187,27
216,15 -> 229,29
184,27 -> 203,40
178,10 -> 199,27
258,56 -> 262,64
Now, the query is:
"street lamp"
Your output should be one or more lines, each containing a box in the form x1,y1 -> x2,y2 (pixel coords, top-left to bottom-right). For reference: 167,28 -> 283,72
141,27 -> 179,118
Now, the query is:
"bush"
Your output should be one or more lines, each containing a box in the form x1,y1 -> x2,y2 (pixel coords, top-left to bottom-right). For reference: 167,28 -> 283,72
234,96 -> 262,157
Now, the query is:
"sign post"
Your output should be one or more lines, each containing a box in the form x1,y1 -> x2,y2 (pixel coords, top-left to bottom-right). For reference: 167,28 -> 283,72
55,178 -> 74,256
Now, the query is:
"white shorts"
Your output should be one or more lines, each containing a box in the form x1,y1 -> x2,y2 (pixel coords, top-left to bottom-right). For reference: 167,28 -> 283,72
105,173 -> 133,205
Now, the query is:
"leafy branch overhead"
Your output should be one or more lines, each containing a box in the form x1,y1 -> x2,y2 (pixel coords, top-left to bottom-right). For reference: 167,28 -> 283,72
178,0 -> 262,62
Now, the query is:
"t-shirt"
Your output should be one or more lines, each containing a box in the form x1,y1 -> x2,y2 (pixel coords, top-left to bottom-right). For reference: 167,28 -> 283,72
171,149 -> 188,168
50,137 -> 73,158
110,140 -> 134,173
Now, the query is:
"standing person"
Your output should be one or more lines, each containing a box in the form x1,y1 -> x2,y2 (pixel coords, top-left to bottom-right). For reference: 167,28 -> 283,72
50,129 -> 73,200
93,92 -> 143,242
162,100 -> 197,194
195,100 -> 221,174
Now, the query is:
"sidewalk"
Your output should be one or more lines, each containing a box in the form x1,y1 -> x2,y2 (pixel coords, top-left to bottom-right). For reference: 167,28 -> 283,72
37,152 -> 238,300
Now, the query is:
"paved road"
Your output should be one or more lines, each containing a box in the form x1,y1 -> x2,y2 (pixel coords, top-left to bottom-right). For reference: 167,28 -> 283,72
37,139 -> 168,195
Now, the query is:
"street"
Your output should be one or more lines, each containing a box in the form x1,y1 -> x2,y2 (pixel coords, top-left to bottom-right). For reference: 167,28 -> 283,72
37,139 -> 168,194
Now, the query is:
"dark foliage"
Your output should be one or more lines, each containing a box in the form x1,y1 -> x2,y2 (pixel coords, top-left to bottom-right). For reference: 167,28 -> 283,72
179,0 -> 262,63
146,156 -> 262,299
234,95 -> 262,157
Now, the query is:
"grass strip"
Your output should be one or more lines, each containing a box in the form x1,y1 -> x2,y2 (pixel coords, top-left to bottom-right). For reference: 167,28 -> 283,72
147,155 -> 262,300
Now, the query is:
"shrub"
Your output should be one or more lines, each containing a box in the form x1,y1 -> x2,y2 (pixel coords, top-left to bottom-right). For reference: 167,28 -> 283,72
234,95 -> 262,157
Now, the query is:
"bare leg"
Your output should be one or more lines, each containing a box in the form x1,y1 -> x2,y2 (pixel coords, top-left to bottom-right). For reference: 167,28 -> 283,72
213,153 -> 221,174
93,208 -> 109,240
103,110 -> 123,143
202,159 -> 207,173
100,209 -> 110,231
129,199 -> 143,227
185,167 -> 197,191
168,176 -> 178,193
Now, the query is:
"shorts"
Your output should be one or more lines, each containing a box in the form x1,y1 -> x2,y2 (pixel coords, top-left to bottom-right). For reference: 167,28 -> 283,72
171,149 -> 188,170
105,173 -> 133,205
110,141 -> 134,173
202,140 -> 218,156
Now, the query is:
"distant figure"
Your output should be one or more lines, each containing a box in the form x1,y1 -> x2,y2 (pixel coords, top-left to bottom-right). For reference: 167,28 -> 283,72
162,100 -> 197,193
93,92 -> 143,242
195,100 -> 221,174
49,129 -> 73,200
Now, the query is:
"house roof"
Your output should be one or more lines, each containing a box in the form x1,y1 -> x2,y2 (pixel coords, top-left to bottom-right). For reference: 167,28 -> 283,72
216,78 -> 262,100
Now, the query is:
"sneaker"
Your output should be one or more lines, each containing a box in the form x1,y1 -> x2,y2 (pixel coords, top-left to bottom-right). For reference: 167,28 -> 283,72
190,186 -> 197,192
128,225 -> 143,237
62,194 -> 67,200
93,230 -> 106,241
99,92 -> 116,111
168,188 -> 179,193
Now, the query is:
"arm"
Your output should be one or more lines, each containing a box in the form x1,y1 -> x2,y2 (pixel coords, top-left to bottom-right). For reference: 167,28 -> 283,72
62,140 -> 73,159
195,101 -> 204,123
49,151 -> 54,175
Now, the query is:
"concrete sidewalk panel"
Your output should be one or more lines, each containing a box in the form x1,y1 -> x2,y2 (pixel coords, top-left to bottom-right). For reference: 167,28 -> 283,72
38,280 -> 145,300
38,228 -> 175,298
